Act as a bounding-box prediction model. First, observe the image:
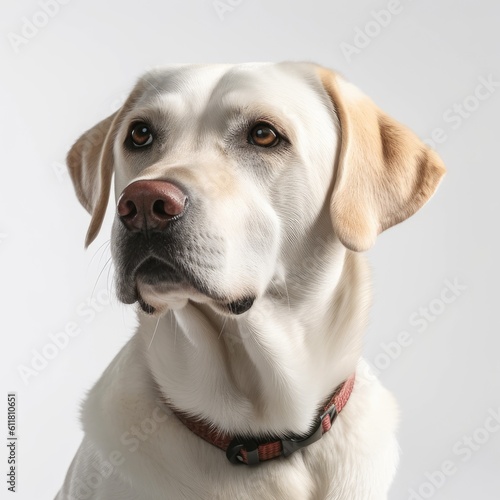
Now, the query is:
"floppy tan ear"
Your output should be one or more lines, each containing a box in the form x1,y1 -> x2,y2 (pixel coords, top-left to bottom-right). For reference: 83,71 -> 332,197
66,82 -> 144,247
66,112 -> 118,247
317,67 -> 446,252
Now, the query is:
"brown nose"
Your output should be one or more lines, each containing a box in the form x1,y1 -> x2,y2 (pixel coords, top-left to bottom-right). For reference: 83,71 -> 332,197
117,180 -> 187,232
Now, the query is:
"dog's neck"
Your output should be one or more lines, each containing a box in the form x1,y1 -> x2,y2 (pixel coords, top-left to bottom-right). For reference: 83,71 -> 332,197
142,238 -> 370,437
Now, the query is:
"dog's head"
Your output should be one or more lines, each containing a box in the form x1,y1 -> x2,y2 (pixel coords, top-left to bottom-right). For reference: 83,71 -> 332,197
67,62 -> 445,316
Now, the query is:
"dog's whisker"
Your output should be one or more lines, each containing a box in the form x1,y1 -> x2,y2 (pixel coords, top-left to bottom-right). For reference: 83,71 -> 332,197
96,240 -> 111,273
147,316 -> 161,350
106,261 -> 115,297
269,279 -> 285,299
89,239 -> 110,268
173,315 -> 178,350
169,311 -> 177,352
217,317 -> 228,340
282,276 -> 291,312
91,256 -> 112,301
86,239 -> 110,273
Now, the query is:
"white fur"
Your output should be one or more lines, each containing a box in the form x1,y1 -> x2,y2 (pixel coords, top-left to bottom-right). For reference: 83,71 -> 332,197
57,63 -> 402,500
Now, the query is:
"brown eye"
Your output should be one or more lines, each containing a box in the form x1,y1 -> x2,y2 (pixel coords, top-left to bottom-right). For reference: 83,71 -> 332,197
130,122 -> 153,148
248,123 -> 280,147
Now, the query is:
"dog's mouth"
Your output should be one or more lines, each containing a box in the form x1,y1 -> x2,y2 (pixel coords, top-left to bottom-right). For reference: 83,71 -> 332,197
123,257 -> 255,317
135,257 -> 180,288
137,293 -> 255,316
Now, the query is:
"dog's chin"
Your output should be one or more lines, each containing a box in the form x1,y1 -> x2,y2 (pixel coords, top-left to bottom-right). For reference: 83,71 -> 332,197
135,281 -> 208,316
115,257 -> 256,317
135,282 -> 256,318
126,277 -> 254,319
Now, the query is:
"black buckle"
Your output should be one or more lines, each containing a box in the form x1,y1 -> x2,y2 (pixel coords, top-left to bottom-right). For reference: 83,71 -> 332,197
282,404 -> 337,458
226,405 -> 338,465
226,438 -> 260,465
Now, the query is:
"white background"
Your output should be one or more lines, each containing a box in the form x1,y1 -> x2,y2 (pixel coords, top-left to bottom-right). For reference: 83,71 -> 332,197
1,1 -> 499,499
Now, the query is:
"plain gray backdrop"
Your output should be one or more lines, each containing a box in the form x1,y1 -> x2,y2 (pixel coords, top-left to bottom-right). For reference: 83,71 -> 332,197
1,1 -> 499,498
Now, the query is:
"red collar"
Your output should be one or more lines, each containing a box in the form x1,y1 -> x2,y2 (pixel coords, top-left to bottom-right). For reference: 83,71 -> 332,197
171,374 -> 355,465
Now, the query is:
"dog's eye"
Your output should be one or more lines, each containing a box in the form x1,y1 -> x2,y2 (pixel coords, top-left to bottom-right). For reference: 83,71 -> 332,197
130,122 -> 153,148
248,123 -> 280,148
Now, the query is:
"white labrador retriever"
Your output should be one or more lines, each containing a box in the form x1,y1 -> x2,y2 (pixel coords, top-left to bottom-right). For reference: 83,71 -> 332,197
56,62 -> 445,500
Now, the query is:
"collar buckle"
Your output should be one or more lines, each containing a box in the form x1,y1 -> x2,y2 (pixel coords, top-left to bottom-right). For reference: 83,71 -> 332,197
226,404 -> 338,465
282,404 -> 337,458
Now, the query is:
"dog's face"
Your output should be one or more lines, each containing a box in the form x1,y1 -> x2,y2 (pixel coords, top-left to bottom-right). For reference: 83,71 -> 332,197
110,63 -> 339,316
67,62 -> 445,317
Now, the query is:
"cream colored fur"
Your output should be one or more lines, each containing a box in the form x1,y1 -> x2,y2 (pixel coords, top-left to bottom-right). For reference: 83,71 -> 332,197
57,62 -> 445,500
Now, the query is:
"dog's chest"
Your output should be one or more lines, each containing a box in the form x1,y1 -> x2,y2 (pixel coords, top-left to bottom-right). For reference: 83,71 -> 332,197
75,338 -> 398,500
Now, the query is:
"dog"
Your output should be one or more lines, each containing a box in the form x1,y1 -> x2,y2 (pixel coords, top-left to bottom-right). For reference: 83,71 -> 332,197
56,62 -> 445,500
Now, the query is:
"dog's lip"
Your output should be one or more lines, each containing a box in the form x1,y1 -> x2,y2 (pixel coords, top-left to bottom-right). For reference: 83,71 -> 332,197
225,297 -> 255,315
118,256 -> 256,316
135,256 -> 179,285
136,284 -> 256,317
138,295 -> 156,314
116,255 -> 180,305
117,256 -> 170,307
136,285 -> 256,318
137,296 -> 256,317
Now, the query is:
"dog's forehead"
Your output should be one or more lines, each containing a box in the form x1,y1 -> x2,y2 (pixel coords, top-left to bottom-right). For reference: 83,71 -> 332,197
134,62 -> 321,115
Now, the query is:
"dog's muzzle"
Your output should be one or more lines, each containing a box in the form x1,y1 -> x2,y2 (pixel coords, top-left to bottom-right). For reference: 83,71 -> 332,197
113,179 -> 255,316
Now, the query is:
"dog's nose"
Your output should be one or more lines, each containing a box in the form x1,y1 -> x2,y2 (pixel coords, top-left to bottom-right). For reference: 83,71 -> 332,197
117,180 -> 187,232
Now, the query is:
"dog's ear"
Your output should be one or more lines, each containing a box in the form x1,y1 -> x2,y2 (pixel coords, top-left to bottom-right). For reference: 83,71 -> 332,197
317,67 -> 446,252
66,82 -> 144,247
67,112 -> 119,247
